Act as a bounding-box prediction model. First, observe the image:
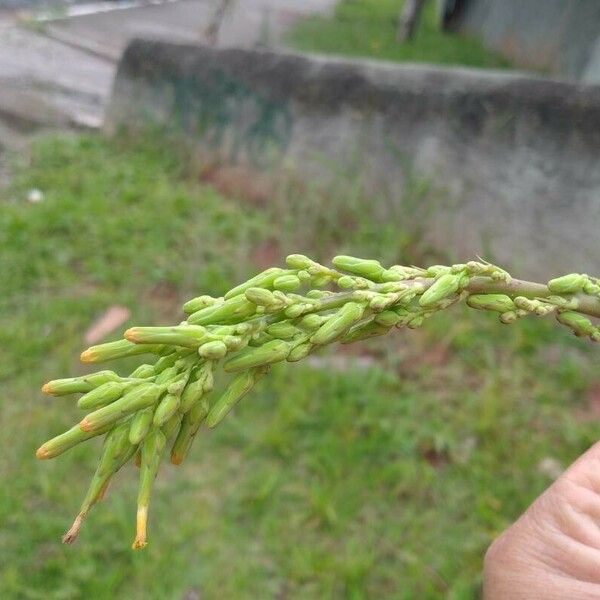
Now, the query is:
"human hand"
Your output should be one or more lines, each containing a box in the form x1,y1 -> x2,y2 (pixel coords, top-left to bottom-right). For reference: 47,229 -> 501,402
484,442 -> 600,599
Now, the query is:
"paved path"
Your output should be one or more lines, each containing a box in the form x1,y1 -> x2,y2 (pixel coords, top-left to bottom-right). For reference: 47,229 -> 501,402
0,0 -> 335,151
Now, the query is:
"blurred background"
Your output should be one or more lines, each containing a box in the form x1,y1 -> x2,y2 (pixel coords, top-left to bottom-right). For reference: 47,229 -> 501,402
2,1 -> 600,598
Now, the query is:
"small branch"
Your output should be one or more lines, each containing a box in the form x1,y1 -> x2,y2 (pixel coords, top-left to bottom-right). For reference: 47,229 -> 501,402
465,277 -> 600,319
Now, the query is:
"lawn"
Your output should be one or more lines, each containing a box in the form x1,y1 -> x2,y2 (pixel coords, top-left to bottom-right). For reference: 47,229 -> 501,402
1,133 -> 598,599
286,0 -> 511,70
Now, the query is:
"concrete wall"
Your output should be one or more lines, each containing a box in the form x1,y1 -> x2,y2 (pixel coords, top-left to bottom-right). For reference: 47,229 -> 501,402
107,40 -> 600,278
452,0 -> 600,82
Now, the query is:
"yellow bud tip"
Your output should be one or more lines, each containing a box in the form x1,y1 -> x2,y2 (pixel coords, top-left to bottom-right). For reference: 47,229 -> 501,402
41,382 -> 54,395
123,328 -> 137,342
80,349 -> 96,363
132,506 -> 148,550
36,446 -> 50,460
79,418 -> 93,432
170,453 -> 183,465
62,514 -> 84,544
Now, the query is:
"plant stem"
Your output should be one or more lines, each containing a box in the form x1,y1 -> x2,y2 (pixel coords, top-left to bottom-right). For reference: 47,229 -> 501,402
465,277 -> 600,319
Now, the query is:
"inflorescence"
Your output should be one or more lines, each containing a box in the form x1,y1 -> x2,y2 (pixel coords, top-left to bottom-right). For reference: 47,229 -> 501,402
37,255 -> 600,548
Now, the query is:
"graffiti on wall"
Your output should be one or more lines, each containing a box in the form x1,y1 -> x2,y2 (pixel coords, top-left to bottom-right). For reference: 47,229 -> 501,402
165,69 -> 293,167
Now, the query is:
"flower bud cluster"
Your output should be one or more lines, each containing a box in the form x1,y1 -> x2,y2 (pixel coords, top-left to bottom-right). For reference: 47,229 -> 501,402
38,254 -> 600,548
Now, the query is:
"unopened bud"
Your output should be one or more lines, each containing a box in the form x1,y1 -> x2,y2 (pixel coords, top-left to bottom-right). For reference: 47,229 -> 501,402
467,294 -> 516,313
206,368 -> 267,428
245,287 -> 277,306
273,274 -> 301,292
337,276 -> 356,289
81,340 -> 162,364
183,295 -> 220,315
419,274 -> 461,307
223,340 -> 290,372
187,295 -> 256,326
286,342 -> 313,362
499,311 -> 518,324
198,340 -> 228,360
332,255 -> 385,281
225,268 -> 286,300
130,364 -> 155,379
78,381 -> 128,410
556,311 -> 594,337
285,254 -> 314,270
266,322 -> 300,339
310,302 -> 365,345
547,273 -> 587,294
375,311 -> 401,327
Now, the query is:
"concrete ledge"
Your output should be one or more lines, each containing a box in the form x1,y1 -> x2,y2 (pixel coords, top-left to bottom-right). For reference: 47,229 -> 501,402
107,40 -> 600,277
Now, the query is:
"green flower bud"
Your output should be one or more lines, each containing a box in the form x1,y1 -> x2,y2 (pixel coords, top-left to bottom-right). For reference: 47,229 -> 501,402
161,412 -> 183,440
42,370 -> 121,396
187,295 -> 256,326
183,295 -> 220,315
153,352 -> 180,374
78,381 -> 129,410
245,287 -> 277,306
153,393 -> 181,427
426,265 -> 451,277
369,296 -> 391,312
584,281 -> 600,296
556,311 -> 594,337
337,276 -> 356,289
36,421 -> 113,460
311,275 -> 330,287
179,378 -> 204,414
286,342 -> 313,362
130,364 -> 155,379
374,311 -> 401,327
133,428 -> 167,549
155,366 -> 178,385
285,304 -> 306,319
222,335 -> 244,350
224,268 -> 287,300
466,294 -> 516,313
198,340 -> 228,360
310,302 -> 365,345
62,420 -> 136,543
125,325 -> 207,348
407,315 -> 425,329
170,397 -> 210,465
266,322 -> 300,339
167,375 -> 188,396
129,407 -> 154,445
224,340 -> 291,372
80,384 -> 162,433
206,367 -> 268,428
419,274 -> 461,307
332,255 -> 385,280
297,314 -> 326,330
499,311 -> 518,324
547,274 -> 587,294
273,274 -> 301,292
81,340 -> 163,364
285,254 -> 313,270
380,269 -> 404,282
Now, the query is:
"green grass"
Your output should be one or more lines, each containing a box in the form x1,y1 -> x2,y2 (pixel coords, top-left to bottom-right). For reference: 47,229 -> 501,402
286,0 -> 511,70
1,133 -> 599,599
